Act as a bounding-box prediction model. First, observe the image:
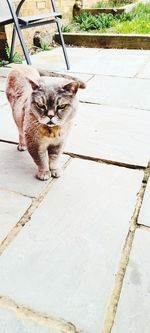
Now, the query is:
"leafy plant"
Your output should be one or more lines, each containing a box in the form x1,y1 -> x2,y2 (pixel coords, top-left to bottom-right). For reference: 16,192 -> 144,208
115,11 -> 136,22
0,59 -> 8,67
5,46 -> 23,63
74,11 -> 114,31
39,39 -> 52,51
61,24 -> 72,32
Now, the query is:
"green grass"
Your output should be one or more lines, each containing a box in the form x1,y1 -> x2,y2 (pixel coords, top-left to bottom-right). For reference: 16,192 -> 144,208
113,17 -> 150,34
113,3 -> 150,33
61,3 -> 150,34
96,1 -> 129,8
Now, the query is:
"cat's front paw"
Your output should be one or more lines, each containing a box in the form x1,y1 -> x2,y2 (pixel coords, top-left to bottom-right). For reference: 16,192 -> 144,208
36,170 -> 51,181
51,167 -> 63,178
17,144 -> 27,151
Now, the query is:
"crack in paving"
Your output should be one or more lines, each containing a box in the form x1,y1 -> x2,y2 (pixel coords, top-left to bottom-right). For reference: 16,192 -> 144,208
81,72 -> 150,81
64,152 -> 145,171
0,157 -> 71,256
0,139 -> 18,145
137,224 -> 150,231
0,295 -> 85,333
79,100 -> 150,112
100,162 -> 150,333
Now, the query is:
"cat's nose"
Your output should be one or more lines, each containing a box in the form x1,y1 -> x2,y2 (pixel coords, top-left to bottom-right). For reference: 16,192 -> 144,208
48,110 -> 55,118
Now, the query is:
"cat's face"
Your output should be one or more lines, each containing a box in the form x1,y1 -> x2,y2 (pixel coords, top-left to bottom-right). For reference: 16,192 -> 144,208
30,78 -> 78,127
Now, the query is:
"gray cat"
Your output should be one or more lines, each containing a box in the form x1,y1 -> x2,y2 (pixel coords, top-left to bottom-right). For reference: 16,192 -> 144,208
6,65 -> 86,180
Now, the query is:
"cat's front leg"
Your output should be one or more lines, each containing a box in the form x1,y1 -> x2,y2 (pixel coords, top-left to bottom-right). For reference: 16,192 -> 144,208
27,143 -> 51,181
18,133 -> 27,151
49,155 -> 63,178
36,151 -> 51,181
48,146 -> 63,178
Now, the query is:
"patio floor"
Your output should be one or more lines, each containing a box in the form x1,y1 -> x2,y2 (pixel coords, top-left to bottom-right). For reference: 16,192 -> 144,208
0,47 -> 150,333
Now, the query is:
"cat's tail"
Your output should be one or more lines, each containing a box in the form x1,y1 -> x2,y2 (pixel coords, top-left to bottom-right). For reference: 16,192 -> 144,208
37,68 -> 86,89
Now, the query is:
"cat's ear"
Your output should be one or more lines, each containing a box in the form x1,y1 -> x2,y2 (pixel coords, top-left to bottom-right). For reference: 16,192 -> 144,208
28,79 -> 39,91
63,81 -> 79,95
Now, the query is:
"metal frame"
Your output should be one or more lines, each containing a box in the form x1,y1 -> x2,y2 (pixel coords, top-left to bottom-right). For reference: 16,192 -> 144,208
1,0 -> 70,69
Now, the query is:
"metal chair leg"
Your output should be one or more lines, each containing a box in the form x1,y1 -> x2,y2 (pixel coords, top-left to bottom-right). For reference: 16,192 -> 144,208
6,0 -> 31,65
56,18 -> 70,70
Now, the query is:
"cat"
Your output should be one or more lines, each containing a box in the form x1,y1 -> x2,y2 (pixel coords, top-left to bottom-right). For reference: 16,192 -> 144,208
6,65 -> 86,180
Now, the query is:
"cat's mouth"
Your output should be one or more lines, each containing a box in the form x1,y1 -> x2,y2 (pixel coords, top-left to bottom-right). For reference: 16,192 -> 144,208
39,116 -> 57,127
47,120 -> 57,127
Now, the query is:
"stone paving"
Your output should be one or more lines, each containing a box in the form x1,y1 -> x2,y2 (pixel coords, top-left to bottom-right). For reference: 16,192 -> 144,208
0,47 -> 150,333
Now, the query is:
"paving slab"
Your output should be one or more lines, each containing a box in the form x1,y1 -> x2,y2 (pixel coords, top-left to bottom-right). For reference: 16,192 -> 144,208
78,75 -> 150,110
66,103 -> 150,167
0,142 -> 69,198
137,58 -> 150,79
59,71 -> 93,83
31,48 -> 150,77
0,190 -> 31,243
31,47 -> 99,72
0,92 -> 8,107
0,159 -> 143,333
0,308 -> 54,333
0,66 -> 11,78
137,178 -> 150,227
0,103 -> 18,142
94,49 -> 150,77
0,77 -> 6,91
112,228 -> 150,333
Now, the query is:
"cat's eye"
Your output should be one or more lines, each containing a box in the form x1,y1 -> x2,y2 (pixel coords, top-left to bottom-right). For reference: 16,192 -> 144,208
57,103 -> 69,111
57,107 -> 67,119
36,102 -> 47,110
36,103 -> 45,109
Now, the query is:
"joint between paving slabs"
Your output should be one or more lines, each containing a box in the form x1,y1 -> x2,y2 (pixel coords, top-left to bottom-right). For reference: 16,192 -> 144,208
64,152 -> 145,171
0,139 -> 18,146
137,223 -> 150,232
0,295 -> 85,333
0,157 -> 72,256
100,162 -> 150,333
